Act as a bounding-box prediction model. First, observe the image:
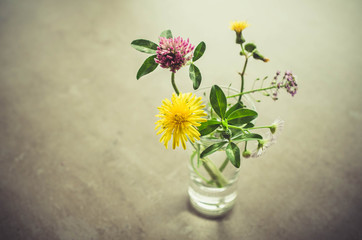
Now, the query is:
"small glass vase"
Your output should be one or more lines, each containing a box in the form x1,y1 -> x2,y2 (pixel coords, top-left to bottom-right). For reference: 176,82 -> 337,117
187,86 -> 255,217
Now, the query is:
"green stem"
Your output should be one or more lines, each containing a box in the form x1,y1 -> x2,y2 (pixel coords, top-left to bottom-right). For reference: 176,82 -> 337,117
229,124 -> 272,131
228,85 -> 277,98
189,141 -> 228,187
190,152 -> 209,183
171,72 -> 179,95
246,126 -> 273,130
219,158 -> 229,172
228,125 -> 247,134
238,53 -> 249,102
206,158 -> 230,186
202,157 -> 228,188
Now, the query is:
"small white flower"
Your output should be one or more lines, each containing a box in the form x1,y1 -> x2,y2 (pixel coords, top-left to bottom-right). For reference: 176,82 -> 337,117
270,118 -> 284,135
250,119 -> 285,158
251,133 -> 275,158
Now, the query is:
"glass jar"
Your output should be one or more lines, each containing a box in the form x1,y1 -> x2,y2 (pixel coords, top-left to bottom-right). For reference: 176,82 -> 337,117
188,86 -> 256,217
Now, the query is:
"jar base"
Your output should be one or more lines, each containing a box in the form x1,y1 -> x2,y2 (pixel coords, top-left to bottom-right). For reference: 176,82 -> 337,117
188,186 -> 237,218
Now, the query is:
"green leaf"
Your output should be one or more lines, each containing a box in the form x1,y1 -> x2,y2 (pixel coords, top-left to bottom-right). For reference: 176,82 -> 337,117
200,141 -> 228,159
136,55 -> 158,80
160,30 -> 173,39
189,64 -> 202,90
232,133 -> 263,141
229,127 -> 242,137
193,41 -> 206,62
227,108 -> 258,126
245,43 -> 257,53
210,85 -> 227,119
198,120 -> 221,136
244,122 -> 255,128
226,142 -> 240,168
225,102 -> 244,118
131,39 -> 158,54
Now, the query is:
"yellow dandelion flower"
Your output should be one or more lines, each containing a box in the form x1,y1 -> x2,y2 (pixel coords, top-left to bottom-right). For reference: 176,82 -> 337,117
230,21 -> 250,33
155,92 -> 207,150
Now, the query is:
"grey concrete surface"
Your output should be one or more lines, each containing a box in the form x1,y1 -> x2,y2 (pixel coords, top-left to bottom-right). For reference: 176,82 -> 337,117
0,0 -> 361,239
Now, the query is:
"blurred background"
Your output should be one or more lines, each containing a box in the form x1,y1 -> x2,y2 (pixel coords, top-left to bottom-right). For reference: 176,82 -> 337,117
0,0 -> 361,239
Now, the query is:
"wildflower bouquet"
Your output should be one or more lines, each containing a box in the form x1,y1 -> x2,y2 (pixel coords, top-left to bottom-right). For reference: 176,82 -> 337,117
131,21 -> 298,215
